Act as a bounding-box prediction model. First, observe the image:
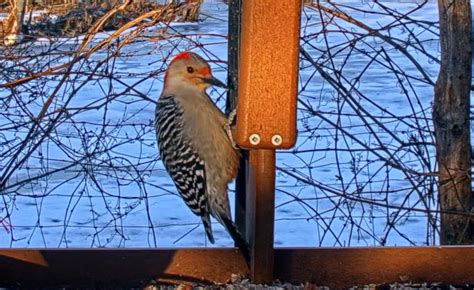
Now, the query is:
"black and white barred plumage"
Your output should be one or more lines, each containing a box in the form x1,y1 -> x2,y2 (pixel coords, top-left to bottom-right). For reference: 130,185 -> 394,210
155,95 -> 215,242
154,51 -> 249,263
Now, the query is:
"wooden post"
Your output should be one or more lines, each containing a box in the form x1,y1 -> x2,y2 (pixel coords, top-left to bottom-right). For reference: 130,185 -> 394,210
246,150 -> 276,282
235,0 -> 301,283
236,1 -> 301,150
434,0 -> 473,244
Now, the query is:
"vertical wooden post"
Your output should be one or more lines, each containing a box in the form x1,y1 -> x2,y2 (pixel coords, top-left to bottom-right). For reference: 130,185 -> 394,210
236,1 -> 301,150
434,0 -> 473,244
234,0 -> 301,282
246,150 -> 275,282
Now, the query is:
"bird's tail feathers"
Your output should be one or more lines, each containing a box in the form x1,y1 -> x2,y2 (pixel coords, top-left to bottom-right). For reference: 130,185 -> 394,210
222,216 -> 250,265
201,214 -> 215,244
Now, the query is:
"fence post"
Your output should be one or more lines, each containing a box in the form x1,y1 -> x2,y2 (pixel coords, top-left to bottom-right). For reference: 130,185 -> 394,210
246,149 -> 276,282
233,0 -> 301,283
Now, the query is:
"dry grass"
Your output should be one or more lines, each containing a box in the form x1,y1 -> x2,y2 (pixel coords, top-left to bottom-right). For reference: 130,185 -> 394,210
0,0 -> 203,41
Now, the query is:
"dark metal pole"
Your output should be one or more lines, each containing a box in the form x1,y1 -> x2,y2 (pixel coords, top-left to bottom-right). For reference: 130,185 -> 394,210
226,0 -> 240,116
227,0 -> 247,243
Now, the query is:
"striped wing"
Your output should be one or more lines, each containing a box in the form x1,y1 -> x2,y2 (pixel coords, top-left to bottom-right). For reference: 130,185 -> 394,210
154,95 -> 214,242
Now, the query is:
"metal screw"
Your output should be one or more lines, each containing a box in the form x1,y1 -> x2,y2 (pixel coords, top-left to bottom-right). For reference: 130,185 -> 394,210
249,134 -> 261,145
272,134 -> 283,146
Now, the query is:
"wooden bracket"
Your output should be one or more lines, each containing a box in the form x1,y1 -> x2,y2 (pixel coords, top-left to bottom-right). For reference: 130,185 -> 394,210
236,0 -> 301,149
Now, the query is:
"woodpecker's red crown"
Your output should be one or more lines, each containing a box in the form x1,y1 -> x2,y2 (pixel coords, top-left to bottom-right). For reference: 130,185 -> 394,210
170,51 -> 192,64
164,51 -> 226,91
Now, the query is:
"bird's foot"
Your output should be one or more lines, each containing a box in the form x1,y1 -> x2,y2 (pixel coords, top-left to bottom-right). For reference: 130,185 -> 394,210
228,108 -> 237,125
225,109 -> 239,150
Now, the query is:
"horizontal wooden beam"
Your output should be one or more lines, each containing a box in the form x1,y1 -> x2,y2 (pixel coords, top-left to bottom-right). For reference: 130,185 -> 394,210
275,247 -> 474,288
0,247 -> 473,288
0,248 -> 247,287
0,248 -> 48,266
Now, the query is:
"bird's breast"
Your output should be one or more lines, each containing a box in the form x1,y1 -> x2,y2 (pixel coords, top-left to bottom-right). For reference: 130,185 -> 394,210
179,96 -> 240,183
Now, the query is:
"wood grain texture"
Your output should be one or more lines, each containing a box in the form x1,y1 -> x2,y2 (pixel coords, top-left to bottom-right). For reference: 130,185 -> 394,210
236,0 -> 301,149
434,0 -> 473,244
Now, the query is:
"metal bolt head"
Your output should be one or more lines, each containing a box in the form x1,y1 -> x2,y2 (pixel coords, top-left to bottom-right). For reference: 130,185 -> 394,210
272,134 -> 283,146
249,134 -> 261,145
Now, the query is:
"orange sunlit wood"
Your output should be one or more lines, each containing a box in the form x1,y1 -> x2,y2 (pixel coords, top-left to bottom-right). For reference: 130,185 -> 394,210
236,0 -> 301,149
0,250 -> 48,267
1,248 -> 474,288
246,150 -> 276,282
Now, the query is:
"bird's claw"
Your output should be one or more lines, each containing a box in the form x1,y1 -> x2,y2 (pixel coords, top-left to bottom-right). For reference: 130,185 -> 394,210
225,126 -> 239,150
228,108 -> 237,125
225,109 -> 239,150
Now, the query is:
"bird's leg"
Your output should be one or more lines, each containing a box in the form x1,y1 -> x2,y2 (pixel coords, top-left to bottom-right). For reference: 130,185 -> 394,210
227,108 -> 237,125
225,109 -> 239,150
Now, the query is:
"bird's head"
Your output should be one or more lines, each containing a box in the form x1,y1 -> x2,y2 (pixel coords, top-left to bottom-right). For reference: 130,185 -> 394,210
164,51 -> 226,92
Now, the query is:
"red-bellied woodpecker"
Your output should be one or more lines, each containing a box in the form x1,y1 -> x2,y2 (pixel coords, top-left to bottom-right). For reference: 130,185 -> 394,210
155,51 -> 248,261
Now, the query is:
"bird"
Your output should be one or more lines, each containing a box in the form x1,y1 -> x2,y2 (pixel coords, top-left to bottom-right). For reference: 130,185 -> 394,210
154,51 -> 249,262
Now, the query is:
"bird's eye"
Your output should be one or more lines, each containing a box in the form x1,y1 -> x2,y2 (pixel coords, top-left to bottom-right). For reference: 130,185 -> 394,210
187,66 -> 194,73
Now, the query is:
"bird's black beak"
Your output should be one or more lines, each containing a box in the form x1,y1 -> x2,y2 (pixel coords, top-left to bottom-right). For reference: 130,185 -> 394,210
202,76 -> 227,89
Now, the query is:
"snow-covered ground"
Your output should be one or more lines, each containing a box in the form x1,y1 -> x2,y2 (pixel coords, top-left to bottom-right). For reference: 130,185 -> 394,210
0,0 -> 449,248
0,10 -> 57,22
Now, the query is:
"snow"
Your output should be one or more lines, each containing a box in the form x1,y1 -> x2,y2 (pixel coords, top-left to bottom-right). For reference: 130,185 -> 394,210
0,0 -> 451,248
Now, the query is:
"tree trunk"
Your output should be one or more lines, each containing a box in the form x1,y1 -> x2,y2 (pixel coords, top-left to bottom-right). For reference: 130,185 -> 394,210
434,0 -> 473,244
3,0 -> 27,46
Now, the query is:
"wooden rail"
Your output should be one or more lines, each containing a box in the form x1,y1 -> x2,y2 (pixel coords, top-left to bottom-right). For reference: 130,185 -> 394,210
1,247 -> 474,288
